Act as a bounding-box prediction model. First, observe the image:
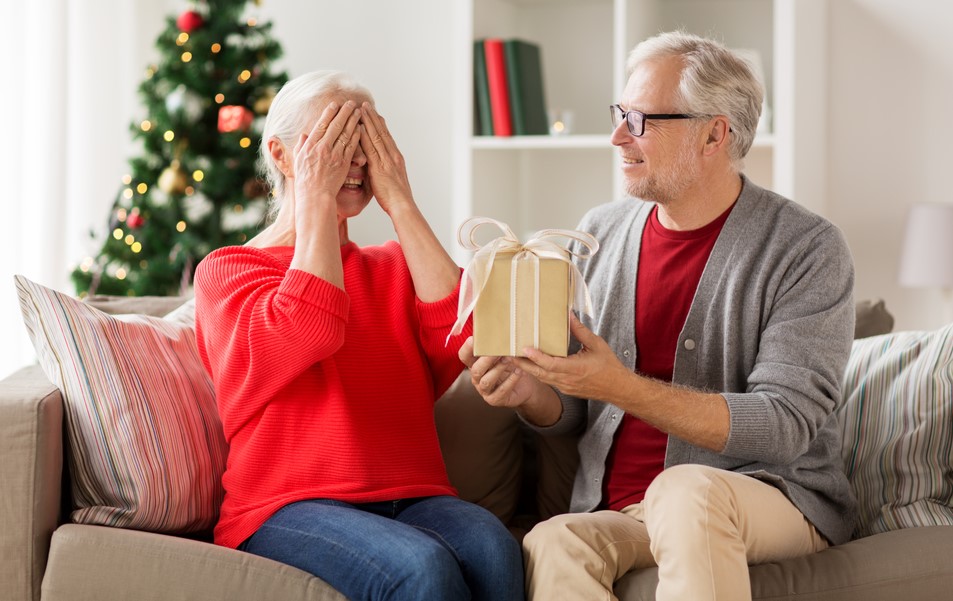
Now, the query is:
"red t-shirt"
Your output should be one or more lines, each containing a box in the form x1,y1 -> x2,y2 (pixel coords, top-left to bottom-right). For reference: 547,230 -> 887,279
603,203 -> 733,511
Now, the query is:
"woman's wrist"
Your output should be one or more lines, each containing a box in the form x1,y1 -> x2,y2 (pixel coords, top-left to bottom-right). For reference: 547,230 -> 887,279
380,194 -> 417,219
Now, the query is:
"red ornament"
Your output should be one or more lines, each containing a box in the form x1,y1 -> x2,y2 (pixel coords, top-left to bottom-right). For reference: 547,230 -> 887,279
218,105 -> 254,133
177,10 -> 205,33
127,212 -> 145,229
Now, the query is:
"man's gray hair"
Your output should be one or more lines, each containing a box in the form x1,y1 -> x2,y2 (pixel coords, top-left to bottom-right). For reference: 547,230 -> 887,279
259,70 -> 372,220
626,31 -> 763,169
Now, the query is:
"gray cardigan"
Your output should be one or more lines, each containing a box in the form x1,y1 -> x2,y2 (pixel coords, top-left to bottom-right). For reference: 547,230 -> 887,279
543,176 -> 857,545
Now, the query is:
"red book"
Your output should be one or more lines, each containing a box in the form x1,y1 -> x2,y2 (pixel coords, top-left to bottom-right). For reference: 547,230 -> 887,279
483,38 -> 513,136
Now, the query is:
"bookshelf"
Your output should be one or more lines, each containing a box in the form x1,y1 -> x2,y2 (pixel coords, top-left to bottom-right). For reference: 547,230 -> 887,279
451,0 -> 828,261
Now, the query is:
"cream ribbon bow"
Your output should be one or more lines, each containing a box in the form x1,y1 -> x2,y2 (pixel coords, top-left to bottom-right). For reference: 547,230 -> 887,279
447,217 -> 600,353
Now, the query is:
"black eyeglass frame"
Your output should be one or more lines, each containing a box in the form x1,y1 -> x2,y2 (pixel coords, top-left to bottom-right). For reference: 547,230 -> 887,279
609,104 -> 697,137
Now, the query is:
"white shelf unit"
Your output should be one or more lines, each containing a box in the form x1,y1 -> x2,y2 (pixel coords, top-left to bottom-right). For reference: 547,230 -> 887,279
451,0 -> 827,262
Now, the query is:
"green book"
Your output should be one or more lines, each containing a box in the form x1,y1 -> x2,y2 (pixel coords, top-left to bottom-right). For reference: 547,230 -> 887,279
473,39 -> 494,136
503,39 -> 548,135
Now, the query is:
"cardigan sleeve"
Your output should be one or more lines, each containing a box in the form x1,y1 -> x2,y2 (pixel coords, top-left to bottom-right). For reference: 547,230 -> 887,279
720,222 -> 855,464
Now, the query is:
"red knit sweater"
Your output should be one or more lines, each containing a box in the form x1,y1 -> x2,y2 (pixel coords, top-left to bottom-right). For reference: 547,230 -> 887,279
194,241 -> 470,549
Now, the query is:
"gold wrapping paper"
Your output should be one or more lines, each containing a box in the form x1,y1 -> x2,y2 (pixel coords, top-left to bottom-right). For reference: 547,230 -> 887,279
473,252 -> 571,357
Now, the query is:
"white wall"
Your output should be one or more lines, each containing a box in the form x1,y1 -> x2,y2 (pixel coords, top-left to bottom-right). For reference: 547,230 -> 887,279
258,0 -> 455,249
828,0 -> 953,330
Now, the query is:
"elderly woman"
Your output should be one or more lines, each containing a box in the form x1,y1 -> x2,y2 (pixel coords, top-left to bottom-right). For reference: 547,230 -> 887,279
193,71 -> 523,601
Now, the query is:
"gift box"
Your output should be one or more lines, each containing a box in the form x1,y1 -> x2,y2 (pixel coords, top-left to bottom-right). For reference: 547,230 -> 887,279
449,217 -> 599,357
473,250 -> 571,357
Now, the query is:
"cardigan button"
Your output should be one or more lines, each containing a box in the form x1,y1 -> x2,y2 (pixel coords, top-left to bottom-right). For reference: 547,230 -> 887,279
622,349 -> 631,358
684,339 -> 696,350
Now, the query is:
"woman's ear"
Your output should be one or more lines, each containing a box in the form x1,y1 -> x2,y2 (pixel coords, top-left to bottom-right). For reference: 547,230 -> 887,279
268,138 -> 294,178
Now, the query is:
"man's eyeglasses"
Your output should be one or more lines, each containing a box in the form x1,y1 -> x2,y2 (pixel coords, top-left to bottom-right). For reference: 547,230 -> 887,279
609,104 -> 696,137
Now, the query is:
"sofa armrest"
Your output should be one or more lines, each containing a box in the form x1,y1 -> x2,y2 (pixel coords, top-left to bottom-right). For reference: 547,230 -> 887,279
0,365 -> 64,601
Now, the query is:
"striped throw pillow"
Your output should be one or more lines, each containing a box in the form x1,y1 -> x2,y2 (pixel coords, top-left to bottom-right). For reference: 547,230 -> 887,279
15,276 -> 227,534
838,323 -> 953,538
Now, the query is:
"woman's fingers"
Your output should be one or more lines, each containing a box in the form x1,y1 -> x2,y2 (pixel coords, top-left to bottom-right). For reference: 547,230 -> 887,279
359,102 -> 394,159
337,104 -> 363,157
298,101 -> 338,152
298,101 -> 360,155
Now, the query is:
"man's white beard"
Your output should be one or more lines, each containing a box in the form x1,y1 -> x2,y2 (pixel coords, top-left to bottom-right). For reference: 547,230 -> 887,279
625,138 -> 701,206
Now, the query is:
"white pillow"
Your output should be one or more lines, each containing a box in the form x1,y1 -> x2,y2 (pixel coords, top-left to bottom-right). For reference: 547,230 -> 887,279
15,276 -> 226,533
839,323 -> 953,538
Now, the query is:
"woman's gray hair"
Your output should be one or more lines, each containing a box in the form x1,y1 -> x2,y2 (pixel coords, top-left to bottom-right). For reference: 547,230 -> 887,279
259,70 -> 372,220
626,31 -> 763,169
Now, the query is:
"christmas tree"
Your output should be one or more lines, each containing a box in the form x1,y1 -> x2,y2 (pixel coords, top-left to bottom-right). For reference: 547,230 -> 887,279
73,0 -> 287,297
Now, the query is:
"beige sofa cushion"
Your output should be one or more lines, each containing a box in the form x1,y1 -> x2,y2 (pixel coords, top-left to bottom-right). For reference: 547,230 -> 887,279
853,298 -> 895,339
42,524 -> 344,601
616,525 -> 953,600
436,374 -> 523,523
83,294 -> 191,318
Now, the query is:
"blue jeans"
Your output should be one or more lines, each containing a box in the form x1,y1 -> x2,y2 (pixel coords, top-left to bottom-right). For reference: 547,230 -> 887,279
240,496 -> 524,601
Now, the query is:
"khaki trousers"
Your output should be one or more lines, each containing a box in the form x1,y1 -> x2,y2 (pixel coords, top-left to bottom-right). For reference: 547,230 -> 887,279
522,464 -> 829,601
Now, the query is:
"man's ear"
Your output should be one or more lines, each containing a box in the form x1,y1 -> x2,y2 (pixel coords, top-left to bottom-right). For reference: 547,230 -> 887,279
702,116 -> 731,156
268,138 -> 294,178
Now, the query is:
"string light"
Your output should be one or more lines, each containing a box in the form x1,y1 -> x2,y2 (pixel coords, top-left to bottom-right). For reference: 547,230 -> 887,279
123,188 -> 134,199
185,186 -> 195,196
113,228 -> 124,240
211,43 -> 222,53
122,174 -> 132,185
176,33 -> 190,46
140,120 -> 152,132
125,235 -> 135,245
238,69 -> 252,83
247,18 -> 257,27
136,183 -> 148,194
79,257 -> 94,273
139,260 -> 148,269
239,137 -> 252,148
117,208 -> 128,221
164,130 -> 175,142
181,51 -> 193,63
131,242 -> 143,253
192,170 -> 205,182
176,221 -> 187,232
116,268 -> 127,280
215,93 -> 225,103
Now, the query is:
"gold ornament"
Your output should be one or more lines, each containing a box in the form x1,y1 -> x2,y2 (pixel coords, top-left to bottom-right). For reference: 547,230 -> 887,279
158,161 -> 189,195
253,88 -> 276,115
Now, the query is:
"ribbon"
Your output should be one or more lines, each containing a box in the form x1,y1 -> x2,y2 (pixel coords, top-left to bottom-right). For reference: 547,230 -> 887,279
447,217 -> 600,353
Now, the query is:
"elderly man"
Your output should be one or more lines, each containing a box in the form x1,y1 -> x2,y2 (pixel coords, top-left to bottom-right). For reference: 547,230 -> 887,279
460,31 -> 856,601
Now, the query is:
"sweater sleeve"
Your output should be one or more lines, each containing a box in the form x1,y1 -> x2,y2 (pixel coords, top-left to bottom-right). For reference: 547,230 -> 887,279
720,223 -> 855,464
416,271 -> 471,399
194,247 -> 349,433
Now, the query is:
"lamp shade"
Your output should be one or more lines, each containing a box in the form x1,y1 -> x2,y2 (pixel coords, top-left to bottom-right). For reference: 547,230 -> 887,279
898,202 -> 953,288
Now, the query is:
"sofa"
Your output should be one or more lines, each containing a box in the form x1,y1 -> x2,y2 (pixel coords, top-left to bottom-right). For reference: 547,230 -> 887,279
2,283 -> 952,601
